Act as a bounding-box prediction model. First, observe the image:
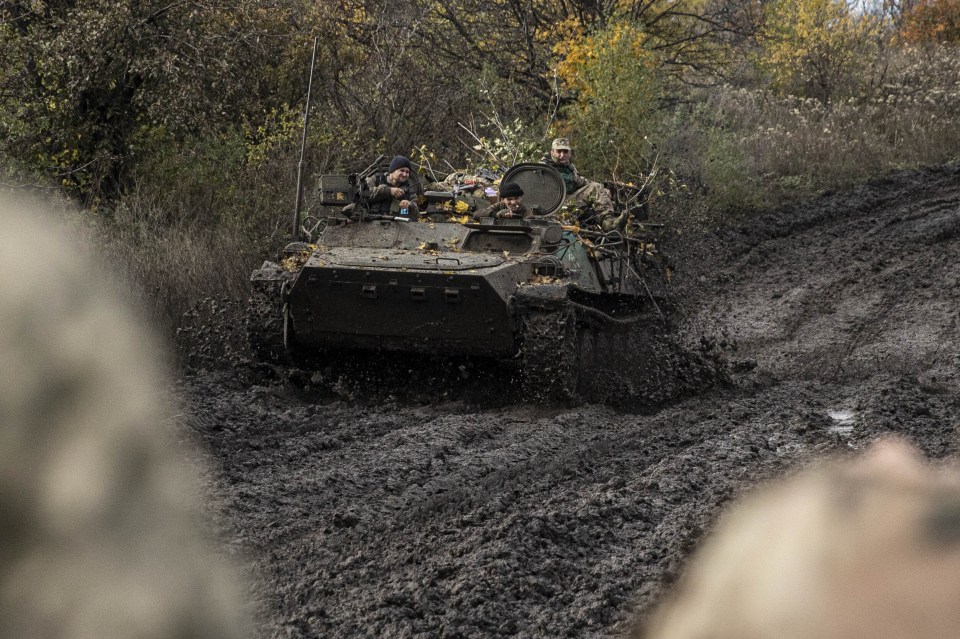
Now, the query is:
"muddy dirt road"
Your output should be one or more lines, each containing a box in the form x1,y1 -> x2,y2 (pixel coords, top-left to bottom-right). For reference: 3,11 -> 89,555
181,164 -> 960,637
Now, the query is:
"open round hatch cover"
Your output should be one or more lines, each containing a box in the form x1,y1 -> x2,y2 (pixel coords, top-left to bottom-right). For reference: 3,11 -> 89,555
501,163 -> 565,216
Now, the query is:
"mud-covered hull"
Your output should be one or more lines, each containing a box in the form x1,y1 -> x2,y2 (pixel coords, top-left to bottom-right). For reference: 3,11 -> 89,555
248,165 -> 666,403
286,248 -> 533,357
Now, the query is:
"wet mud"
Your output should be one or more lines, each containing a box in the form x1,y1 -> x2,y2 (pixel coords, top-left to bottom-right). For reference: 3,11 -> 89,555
179,163 -> 960,637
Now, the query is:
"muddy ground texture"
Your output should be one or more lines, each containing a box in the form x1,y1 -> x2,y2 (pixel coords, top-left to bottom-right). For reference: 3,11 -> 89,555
179,164 -> 960,637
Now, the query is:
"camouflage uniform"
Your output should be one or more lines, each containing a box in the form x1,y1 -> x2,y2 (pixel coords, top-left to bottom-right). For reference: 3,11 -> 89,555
441,169 -> 497,190
364,172 -> 421,216
541,153 -> 617,229
640,439 -> 960,639
431,172 -> 492,214
0,194 -> 249,639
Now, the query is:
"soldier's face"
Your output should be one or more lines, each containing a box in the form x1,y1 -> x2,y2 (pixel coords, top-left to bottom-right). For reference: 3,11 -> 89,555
551,148 -> 571,165
502,196 -> 523,212
389,167 -> 410,185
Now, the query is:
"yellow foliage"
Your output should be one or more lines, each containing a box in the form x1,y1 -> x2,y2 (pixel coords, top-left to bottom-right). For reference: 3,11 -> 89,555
553,22 -> 654,94
280,244 -> 317,271
899,0 -> 960,43
242,105 -> 300,165
757,0 -> 886,100
545,16 -> 586,54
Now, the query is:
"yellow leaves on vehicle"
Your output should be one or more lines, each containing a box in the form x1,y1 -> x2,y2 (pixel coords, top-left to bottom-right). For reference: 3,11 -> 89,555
281,255 -> 306,271
530,274 -> 561,284
454,215 -> 471,224
279,243 -> 317,270
436,201 -> 470,216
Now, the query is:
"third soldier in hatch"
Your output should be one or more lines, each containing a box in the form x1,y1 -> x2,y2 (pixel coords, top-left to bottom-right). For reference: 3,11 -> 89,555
472,182 -> 533,220
542,137 -> 619,231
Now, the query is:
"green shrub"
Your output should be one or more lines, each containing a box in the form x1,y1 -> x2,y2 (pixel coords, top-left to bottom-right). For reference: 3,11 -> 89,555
559,24 -> 664,182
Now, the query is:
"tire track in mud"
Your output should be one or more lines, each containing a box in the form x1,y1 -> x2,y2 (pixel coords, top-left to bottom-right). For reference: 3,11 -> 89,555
687,164 -> 960,386
183,373 -> 953,637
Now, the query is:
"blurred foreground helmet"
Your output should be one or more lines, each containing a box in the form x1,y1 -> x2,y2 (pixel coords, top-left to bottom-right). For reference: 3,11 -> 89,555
640,439 -> 960,639
0,192 -> 250,639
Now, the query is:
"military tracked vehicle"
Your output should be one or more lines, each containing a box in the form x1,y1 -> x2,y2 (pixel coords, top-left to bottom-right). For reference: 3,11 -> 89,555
248,160 -> 667,402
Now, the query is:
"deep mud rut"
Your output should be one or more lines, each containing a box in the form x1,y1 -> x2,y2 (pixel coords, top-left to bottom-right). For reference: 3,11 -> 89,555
179,164 -> 960,637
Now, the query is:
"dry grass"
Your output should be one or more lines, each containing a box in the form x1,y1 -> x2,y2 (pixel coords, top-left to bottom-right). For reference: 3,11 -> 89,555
92,198 -> 280,347
678,45 -> 960,215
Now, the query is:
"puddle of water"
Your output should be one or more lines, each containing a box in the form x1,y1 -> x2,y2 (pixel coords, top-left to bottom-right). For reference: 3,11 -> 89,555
828,409 -> 855,422
776,443 -> 803,456
827,409 -> 856,436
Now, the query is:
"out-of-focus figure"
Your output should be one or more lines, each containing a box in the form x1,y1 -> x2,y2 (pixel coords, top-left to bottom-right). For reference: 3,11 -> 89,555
641,439 -> 960,639
0,193 -> 249,638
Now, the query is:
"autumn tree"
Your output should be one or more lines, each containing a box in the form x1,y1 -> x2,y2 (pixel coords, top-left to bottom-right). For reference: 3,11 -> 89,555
898,0 -> 960,42
553,22 -> 663,179
302,0 -> 488,164
406,0 -> 761,104
0,0 -> 312,202
0,0 -> 772,205
756,0 -> 887,103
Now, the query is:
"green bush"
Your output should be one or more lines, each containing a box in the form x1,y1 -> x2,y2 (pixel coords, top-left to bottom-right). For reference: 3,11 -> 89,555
560,23 -> 664,183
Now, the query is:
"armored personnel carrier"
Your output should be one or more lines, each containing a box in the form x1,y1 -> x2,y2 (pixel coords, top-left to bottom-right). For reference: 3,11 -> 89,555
248,160 -> 666,402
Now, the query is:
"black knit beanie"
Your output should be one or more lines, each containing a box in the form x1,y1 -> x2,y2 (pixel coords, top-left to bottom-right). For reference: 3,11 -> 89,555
499,182 -> 524,198
389,155 -> 411,172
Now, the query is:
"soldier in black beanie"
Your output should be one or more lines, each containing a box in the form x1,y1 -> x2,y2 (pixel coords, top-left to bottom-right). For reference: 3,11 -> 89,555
472,181 -> 534,220
364,155 -> 420,217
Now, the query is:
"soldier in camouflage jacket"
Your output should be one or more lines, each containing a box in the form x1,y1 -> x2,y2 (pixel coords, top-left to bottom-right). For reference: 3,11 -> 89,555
541,137 -> 619,230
